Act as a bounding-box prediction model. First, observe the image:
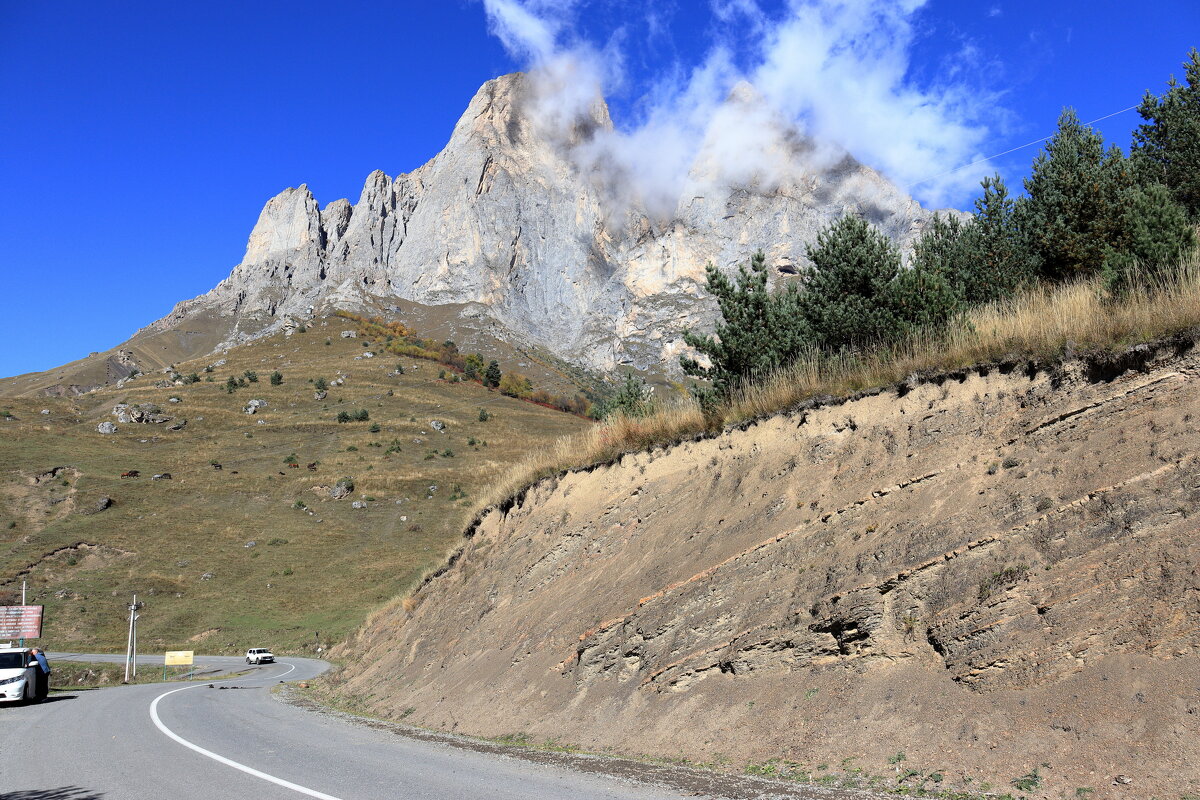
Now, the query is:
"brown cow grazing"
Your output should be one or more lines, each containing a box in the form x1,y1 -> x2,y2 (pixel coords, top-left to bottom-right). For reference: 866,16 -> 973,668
306,462 -> 318,471
288,463 -> 299,469
120,470 -> 139,478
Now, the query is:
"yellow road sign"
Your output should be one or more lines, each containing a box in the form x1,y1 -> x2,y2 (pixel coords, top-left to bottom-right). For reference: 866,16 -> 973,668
164,650 -> 194,666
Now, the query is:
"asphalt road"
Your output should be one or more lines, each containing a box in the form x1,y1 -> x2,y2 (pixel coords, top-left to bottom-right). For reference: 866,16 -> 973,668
0,654 -> 703,800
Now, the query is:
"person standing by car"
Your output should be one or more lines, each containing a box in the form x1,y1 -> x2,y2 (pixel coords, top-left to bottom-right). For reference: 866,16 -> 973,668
28,648 -> 49,700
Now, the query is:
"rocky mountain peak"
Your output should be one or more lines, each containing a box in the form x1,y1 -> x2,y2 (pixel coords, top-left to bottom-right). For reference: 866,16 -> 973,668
137,71 -> 949,376
242,184 -> 321,264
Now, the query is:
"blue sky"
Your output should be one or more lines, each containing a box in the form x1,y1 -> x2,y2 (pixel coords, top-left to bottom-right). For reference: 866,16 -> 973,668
1,1 -> 1196,378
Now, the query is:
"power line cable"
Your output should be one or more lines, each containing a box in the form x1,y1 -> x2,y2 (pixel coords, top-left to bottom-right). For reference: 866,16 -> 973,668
904,104 -> 1141,191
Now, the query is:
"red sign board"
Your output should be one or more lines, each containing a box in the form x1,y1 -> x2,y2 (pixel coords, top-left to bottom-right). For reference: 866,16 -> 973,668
0,606 -> 43,638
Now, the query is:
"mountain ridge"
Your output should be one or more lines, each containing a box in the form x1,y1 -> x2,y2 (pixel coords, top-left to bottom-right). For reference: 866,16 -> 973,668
3,71 -> 949,396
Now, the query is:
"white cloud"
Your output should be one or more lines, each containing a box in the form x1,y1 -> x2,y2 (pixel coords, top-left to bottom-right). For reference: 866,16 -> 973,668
480,0 -> 579,62
478,0 -> 998,213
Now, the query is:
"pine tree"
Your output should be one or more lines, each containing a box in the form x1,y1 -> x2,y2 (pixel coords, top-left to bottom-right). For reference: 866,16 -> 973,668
483,360 -> 502,389
961,175 -> 1038,303
1022,109 -> 1132,282
1131,48 -> 1200,218
680,251 -> 811,400
907,213 -> 975,311
893,247 -> 960,334
798,216 -> 911,350
1104,182 -> 1197,294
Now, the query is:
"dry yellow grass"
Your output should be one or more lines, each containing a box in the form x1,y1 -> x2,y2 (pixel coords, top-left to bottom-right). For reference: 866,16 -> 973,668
475,257 -> 1200,520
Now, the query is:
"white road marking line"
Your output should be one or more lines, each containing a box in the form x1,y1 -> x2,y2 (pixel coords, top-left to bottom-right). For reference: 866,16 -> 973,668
149,662 -> 342,800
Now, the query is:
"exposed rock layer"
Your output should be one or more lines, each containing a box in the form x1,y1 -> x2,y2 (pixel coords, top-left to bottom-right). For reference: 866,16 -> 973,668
333,338 -> 1200,797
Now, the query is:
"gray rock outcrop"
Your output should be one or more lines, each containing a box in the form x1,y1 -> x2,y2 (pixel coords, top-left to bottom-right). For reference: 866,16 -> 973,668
139,73 -> 952,373
112,403 -> 171,424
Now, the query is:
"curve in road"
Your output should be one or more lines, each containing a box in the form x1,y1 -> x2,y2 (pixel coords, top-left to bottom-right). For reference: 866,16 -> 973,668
1,654 -> 700,800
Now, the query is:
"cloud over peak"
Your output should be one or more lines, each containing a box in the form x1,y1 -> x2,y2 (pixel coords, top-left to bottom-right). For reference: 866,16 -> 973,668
479,0 -> 998,214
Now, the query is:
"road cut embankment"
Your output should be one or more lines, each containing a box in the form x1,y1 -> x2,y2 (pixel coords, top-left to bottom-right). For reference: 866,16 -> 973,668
331,337 -> 1200,798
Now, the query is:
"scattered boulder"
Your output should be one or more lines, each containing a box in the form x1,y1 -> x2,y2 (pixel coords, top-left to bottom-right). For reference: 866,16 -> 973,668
200,572 -> 214,581
244,399 -> 267,414
94,496 -> 113,512
97,422 -> 117,434
168,420 -> 187,431
429,420 -> 446,432
351,501 -> 367,509
154,380 -> 173,388
168,397 -> 181,403
244,541 -> 256,548
40,409 -> 50,415
112,403 -> 170,424
341,330 -> 357,338
152,473 -> 172,480
314,390 -> 327,401
363,351 -> 374,358
329,476 -> 355,500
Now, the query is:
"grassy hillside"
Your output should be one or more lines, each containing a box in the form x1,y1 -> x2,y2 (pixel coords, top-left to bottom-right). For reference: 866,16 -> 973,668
0,317 -> 588,655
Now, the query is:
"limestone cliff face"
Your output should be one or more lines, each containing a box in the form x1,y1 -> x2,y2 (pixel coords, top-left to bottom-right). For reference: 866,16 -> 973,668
147,72 -> 942,373
329,339 -> 1200,798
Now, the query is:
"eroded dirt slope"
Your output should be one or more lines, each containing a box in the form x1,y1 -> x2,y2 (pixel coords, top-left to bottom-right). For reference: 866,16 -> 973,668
332,340 -> 1200,798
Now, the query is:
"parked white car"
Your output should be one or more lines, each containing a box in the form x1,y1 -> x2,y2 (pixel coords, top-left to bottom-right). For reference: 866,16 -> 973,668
0,646 -> 40,703
245,648 -> 275,665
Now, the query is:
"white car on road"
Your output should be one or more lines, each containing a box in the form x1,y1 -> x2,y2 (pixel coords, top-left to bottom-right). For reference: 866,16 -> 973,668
0,646 -> 41,703
245,648 -> 275,665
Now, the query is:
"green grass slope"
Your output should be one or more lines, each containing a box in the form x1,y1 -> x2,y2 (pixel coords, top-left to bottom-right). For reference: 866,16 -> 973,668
0,318 -> 588,655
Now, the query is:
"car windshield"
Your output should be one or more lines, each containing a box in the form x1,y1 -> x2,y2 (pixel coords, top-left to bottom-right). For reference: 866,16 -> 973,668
0,653 -> 27,670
